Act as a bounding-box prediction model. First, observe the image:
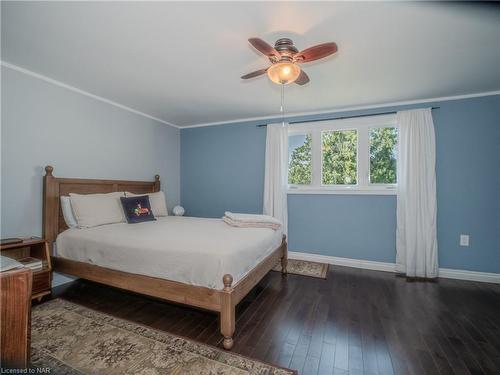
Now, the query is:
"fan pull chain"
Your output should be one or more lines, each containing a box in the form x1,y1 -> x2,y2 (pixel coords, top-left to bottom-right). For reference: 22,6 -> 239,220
281,83 -> 285,127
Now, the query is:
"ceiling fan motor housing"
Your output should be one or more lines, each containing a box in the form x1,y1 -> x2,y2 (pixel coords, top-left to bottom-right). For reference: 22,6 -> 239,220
274,38 -> 298,57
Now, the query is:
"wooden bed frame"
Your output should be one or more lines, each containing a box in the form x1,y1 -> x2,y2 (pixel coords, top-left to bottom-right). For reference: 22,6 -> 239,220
42,166 -> 287,350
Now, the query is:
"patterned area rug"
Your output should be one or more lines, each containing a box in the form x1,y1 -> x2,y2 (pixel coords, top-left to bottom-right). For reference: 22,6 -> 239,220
273,259 -> 329,279
31,299 -> 296,374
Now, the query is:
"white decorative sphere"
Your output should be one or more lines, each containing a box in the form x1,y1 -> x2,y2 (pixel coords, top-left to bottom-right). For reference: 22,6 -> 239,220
173,206 -> 185,216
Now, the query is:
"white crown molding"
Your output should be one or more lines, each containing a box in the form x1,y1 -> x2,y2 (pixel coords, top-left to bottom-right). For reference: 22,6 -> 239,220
1,61 -> 180,129
5,60 -> 499,130
289,251 -> 500,284
182,90 -> 500,129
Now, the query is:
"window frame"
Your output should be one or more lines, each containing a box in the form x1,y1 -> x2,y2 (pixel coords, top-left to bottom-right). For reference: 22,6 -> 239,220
287,114 -> 398,195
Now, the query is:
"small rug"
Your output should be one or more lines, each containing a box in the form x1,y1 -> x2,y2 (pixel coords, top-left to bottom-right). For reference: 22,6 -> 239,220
30,299 -> 296,374
273,259 -> 329,279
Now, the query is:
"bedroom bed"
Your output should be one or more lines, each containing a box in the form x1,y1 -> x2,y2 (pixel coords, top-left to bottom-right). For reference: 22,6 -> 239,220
43,166 -> 287,350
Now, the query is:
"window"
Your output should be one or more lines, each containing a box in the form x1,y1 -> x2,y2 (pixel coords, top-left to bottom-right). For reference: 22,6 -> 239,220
288,114 -> 397,194
369,127 -> 397,184
322,129 -> 357,185
288,133 -> 312,185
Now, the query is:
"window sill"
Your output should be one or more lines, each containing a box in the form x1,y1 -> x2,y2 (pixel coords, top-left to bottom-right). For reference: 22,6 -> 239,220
287,187 -> 397,196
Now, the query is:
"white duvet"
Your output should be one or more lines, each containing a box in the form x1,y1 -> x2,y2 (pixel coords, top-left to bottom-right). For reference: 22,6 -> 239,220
56,216 -> 283,289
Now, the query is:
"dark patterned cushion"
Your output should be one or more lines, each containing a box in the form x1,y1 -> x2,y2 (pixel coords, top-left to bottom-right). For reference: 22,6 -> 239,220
120,196 -> 156,224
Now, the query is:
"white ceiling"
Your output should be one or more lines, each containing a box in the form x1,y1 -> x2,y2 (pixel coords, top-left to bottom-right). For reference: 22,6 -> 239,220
2,2 -> 499,127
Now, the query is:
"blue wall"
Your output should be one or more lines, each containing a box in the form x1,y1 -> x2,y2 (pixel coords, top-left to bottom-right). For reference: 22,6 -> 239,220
181,123 -> 266,217
1,66 -> 181,239
2,67 -> 181,285
182,95 -> 500,273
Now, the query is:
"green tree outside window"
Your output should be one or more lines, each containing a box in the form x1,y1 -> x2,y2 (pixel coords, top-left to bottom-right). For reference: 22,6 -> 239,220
322,130 -> 357,185
288,134 -> 312,185
370,127 -> 397,184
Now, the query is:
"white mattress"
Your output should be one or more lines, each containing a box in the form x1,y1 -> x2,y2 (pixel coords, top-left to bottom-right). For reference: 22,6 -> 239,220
55,216 -> 283,289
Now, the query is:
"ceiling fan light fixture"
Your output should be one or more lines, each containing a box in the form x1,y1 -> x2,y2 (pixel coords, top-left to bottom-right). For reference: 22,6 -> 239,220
267,62 -> 301,85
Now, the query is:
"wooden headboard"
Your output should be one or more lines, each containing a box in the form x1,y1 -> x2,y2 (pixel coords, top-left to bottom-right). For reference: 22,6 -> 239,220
42,165 -> 160,244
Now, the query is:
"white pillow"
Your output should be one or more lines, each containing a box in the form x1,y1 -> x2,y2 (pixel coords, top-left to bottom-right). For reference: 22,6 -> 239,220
60,196 -> 77,228
125,191 -> 168,217
69,192 -> 126,228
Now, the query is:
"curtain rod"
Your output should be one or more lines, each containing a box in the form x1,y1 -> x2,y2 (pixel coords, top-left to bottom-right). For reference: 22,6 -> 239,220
256,107 -> 440,127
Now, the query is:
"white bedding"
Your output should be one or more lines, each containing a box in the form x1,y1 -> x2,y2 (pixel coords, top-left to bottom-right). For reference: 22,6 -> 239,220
56,216 -> 283,289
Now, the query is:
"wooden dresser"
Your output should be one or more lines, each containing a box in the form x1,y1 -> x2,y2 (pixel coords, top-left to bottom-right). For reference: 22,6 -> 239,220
0,267 -> 32,368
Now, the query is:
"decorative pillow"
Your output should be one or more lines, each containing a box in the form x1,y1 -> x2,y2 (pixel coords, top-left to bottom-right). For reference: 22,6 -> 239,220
120,196 -> 156,224
60,196 -> 77,228
69,192 -> 126,228
125,191 -> 168,216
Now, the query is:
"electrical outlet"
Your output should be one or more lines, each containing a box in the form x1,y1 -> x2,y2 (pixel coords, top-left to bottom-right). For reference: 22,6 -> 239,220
460,234 -> 469,247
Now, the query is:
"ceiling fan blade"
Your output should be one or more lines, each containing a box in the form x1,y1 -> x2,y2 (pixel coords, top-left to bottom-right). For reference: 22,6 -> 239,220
248,38 -> 281,59
295,42 -> 338,63
295,70 -> 310,85
241,68 -> 268,79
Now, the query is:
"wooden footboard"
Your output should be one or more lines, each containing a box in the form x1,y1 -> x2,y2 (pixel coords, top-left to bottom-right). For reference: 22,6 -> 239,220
52,236 -> 287,350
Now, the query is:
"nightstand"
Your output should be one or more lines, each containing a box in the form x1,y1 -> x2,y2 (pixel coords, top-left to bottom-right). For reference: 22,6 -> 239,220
0,237 -> 52,301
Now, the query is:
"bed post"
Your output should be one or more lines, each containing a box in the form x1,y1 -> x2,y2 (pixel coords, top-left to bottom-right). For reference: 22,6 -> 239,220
43,165 -> 58,244
221,274 -> 235,350
281,235 -> 288,275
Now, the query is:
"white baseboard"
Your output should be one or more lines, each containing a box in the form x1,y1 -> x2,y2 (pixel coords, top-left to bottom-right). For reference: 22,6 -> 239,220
50,252 -> 499,286
289,251 -> 500,284
289,251 -> 396,273
52,272 -> 78,287
438,268 -> 500,284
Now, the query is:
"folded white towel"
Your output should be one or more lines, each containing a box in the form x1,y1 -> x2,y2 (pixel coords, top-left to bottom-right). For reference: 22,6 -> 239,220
224,212 -> 281,225
222,212 -> 282,231
223,217 -> 281,230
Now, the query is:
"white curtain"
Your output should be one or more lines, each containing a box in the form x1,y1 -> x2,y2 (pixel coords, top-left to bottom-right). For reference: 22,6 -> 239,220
263,123 -> 288,234
396,108 -> 438,278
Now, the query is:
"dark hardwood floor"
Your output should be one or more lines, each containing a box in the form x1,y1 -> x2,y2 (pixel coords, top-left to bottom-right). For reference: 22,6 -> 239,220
48,265 -> 500,375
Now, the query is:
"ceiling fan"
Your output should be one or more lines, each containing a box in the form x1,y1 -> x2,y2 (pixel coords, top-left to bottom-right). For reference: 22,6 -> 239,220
241,37 -> 338,85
